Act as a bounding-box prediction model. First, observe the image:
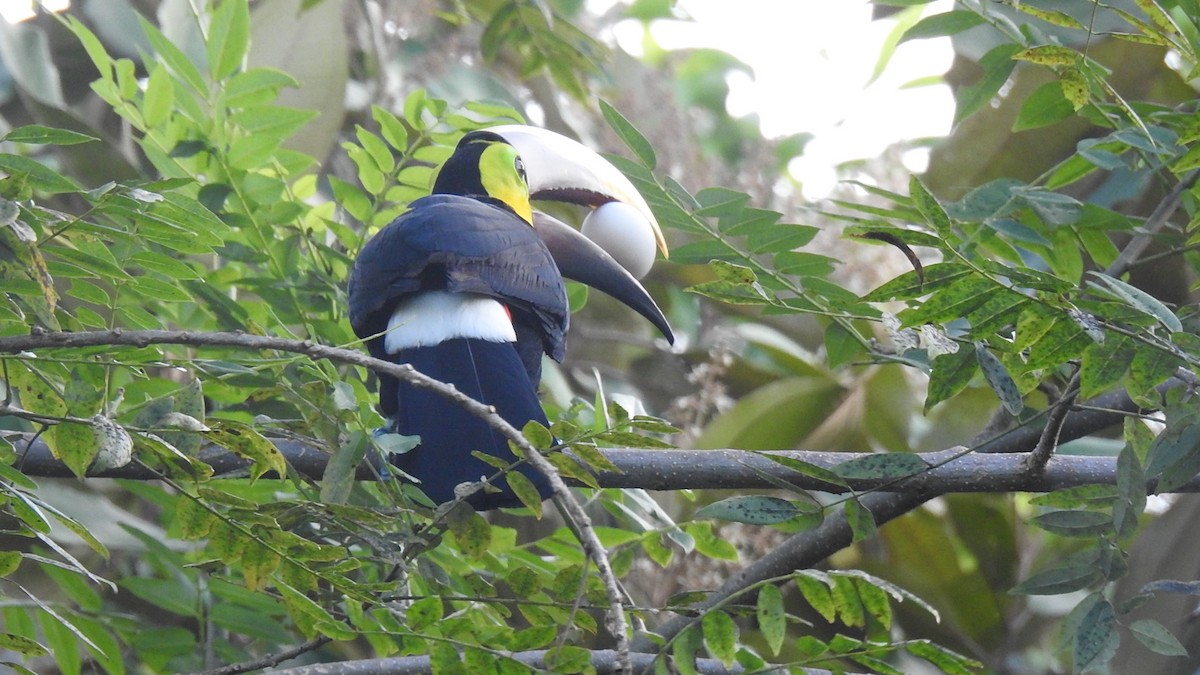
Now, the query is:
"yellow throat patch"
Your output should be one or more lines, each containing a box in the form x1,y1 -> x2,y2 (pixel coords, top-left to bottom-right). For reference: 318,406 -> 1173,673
478,142 -> 533,225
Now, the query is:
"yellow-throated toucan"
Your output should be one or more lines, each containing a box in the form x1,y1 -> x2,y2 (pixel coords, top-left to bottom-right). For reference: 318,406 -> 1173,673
348,127 -> 672,509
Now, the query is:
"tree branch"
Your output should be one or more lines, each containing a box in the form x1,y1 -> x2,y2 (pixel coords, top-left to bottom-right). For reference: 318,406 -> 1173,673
11,372 -> 1185,493
23,442 -> 1194,493
263,647 -> 821,675
1105,168 -> 1200,278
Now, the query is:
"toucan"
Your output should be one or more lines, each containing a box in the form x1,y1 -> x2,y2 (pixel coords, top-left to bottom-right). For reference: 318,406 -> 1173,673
348,126 -> 672,510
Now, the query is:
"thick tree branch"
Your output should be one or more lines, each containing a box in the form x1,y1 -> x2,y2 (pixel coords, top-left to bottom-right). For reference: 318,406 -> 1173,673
16,439 -> 1200,493
264,647 -> 799,674
10,369 -> 1182,493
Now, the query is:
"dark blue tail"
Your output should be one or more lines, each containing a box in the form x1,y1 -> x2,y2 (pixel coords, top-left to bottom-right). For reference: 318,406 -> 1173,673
387,338 -> 553,510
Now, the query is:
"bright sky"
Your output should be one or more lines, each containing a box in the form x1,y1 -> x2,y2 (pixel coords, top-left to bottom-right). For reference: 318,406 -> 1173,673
3,0 -> 957,199
611,0 -> 957,199
0,0 -> 66,23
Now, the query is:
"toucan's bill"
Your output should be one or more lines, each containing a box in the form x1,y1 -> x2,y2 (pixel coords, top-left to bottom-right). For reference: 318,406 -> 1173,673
490,125 -> 668,280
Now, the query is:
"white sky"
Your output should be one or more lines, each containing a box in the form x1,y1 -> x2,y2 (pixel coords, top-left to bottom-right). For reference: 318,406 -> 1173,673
0,0 -> 66,23
3,0 -> 958,199
611,0 -> 957,199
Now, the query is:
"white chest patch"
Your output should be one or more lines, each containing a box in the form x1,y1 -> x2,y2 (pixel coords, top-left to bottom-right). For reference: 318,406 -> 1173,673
384,291 -> 517,353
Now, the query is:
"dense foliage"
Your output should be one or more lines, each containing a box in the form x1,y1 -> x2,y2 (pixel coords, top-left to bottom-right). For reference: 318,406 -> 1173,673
0,0 -> 1199,673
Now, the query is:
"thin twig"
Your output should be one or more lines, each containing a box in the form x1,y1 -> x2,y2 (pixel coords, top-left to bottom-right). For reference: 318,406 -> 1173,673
1105,169 -> 1200,278
1025,371 -> 1080,474
197,636 -> 332,675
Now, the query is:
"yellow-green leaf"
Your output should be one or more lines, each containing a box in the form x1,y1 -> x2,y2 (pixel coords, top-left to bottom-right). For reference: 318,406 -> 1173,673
1060,68 -> 1090,110
505,471 -> 544,518
757,583 -> 786,655
0,551 -> 21,577
448,508 -> 492,559
202,419 -> 287,480
701,610 -> 737,667
1015,45 -> 1081,67
241,541 -> 281,592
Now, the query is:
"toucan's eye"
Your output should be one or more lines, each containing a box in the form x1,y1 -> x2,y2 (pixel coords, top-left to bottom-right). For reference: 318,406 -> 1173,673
514,157 -> 527,185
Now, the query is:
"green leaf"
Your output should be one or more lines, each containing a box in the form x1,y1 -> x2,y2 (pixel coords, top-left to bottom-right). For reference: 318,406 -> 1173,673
1031,485 -> 1119,510
1010,565 -> 1101,595
844,498 -> 877,542
1030,510 -> 1112,537
40,610 -> 83,675
901,277 -> 999,325
673,624 -> 702,675
975,342 -> 1023,414
909,175 -> 952,238
854,576 -> 894,629
1079,335 -> 1135,399
830,573 -> 866,627
0,632 -> 48,657
756,583 -> 786,656
905,640 -> 982,675
701,610 -> 737,666
320,431 -> 368,505
1086,271 -> 1182,332
276,578 -> 339,639
762,454 -> 848,490
406,596 -> 443,632
1127,345 -> 1184,406
687,522 -> 738,561
208,0 -> 251,80
0,154 -> 83,194
1060,68 -> 1090,110
1129,618 -> 1187,656
1016,186 -> 1083,225
448,508 -> 492,560
824,321 -> 863,370
221,67 -> 300,108
1145,410 -> 1200,492
47,423 -> 99,479
521,419 -> 554,450
695,496 -> 801,525
202,419 -> 288,480
1013,4 -> 1086,28
900,10 -> 985,42
505,471 -> 545,518
925,345 -> 978,412
599,100 -> 655,169
545,645 -> 591,672
1015,45 -> 1081,67
372,104 -> 409,151
0,552 -> 20,578
687,260 -> 769,305
142,65 -> 174,128
570,441 -> 622,474
1074,599 -> 1117,672
955,43 -> 1022,124
833,453 -> 929,481
1114,445 -> 1146,536
240,541 -> 280,592
2,126 -> 97,146
791,573 -> 836,624
862,262 -> 972,302
137,15 -> 207,95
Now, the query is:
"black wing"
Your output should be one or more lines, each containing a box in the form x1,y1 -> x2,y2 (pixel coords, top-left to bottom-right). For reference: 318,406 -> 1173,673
348,194 -> 569,361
